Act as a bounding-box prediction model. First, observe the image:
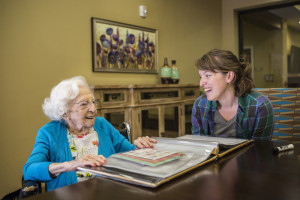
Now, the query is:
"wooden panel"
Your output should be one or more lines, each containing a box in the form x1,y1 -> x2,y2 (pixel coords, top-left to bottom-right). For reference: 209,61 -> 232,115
93,84 -> 199,140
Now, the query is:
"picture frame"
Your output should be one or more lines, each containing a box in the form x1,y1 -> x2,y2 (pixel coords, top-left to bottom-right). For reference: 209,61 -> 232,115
91,18 -> 158,73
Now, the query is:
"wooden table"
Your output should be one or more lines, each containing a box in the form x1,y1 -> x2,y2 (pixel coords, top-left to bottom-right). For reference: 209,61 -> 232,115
29,141 -> 300,200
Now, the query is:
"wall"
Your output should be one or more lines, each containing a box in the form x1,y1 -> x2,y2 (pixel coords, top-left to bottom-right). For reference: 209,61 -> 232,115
287,26 -> 300,52
0,0 -> 221,196
286,25 -> 300,86
243,22 -> 283,87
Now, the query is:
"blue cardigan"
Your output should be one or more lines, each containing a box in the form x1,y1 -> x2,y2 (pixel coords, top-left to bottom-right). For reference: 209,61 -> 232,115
23,117 -> 135,191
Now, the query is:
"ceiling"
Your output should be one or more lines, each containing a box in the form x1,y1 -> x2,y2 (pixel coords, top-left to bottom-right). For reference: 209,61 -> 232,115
270,5 -> 300,31
241,4 -> 300,31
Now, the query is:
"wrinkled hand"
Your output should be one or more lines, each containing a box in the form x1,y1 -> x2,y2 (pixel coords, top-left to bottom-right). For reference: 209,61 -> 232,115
48,154 -> 107,176
68,154 -> 107,171
133,136 -> 157,149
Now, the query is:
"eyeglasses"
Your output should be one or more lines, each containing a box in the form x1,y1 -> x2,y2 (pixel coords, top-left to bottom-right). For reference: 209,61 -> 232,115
73,99 -> 100,110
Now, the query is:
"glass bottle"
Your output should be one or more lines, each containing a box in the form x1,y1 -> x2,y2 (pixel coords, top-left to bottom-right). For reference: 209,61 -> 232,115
171,60 -> 180,84
160,57 -> 172,84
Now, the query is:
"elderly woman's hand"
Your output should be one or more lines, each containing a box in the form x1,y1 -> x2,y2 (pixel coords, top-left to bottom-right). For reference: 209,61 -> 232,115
69,154 -> 107,170
133,136 -> 157,149
49,154 -> 107,176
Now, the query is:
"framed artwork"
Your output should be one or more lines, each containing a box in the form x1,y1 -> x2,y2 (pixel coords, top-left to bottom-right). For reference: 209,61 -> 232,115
91,18 -> 158,73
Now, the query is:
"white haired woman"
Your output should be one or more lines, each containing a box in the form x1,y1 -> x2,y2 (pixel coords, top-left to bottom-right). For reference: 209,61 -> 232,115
23,76 -> 156,191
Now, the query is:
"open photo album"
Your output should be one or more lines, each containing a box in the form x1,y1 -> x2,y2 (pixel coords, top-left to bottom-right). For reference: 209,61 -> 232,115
111,148 -> 185,167
77,135 -> 253,188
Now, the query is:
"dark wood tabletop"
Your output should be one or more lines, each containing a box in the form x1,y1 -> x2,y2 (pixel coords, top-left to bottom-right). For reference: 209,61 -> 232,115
29,141 -> 300,200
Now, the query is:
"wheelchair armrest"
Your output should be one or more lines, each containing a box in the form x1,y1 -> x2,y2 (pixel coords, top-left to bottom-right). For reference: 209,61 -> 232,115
20,176 -> 42,198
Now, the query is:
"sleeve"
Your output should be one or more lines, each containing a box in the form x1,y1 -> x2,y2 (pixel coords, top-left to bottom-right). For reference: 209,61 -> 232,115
23,128 -> 53,182
191,98 -> 203,135
104,119 -> 136,153
252,97 -> 275,141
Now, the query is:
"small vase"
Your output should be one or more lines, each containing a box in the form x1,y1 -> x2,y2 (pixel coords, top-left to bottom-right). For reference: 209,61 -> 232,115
171,60 -> 180,84
160,57 -> 172,84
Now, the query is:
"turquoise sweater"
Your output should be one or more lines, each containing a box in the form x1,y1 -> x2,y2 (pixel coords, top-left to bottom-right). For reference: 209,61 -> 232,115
23,117 -> 135,191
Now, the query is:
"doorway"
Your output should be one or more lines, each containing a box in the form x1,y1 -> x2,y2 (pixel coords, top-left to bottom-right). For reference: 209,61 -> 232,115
238,1 -> 300,88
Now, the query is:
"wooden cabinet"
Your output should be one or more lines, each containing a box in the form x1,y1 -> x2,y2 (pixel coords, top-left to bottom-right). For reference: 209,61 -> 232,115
92,84 -> 200,140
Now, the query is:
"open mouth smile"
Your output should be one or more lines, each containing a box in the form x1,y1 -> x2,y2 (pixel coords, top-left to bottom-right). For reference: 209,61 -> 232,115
204,88 -> 212,94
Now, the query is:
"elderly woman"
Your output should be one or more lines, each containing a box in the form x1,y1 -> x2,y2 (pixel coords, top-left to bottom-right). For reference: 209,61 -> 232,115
23,76 -> 156,191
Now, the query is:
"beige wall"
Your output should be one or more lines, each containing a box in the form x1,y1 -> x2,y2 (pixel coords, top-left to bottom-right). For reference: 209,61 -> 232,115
287,26 -> 300,52
243,22 -> 283,87
0,0 -> 222,196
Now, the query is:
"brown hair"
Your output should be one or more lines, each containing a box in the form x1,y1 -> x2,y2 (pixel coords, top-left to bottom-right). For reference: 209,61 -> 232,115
195,49 -> 255,96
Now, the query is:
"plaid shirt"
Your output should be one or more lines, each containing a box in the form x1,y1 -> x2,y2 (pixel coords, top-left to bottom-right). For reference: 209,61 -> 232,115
191,91 -> 274,140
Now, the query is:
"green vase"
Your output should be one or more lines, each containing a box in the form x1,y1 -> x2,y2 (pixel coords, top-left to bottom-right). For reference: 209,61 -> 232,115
171,60 -> 180,84
160,58 -> 172,84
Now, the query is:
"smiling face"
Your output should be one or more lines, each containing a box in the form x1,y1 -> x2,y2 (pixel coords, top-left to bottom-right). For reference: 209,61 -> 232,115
199,70 -> 233,101
63,86 -> 97,135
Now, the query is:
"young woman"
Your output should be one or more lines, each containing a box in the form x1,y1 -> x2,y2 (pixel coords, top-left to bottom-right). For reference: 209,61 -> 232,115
192,49 -> 274,140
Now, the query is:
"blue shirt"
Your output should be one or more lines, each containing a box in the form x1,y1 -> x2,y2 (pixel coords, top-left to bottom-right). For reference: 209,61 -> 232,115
23,117 -> 135,191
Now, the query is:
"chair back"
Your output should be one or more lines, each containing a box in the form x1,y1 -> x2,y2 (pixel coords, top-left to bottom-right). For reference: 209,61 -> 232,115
119,122 -> 132,143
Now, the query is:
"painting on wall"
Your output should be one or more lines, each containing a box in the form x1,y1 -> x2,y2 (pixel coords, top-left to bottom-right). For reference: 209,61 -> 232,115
92,18 -> 158,73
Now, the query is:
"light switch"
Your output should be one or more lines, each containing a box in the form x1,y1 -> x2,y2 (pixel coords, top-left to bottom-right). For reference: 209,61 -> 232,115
139,5 -> 147,18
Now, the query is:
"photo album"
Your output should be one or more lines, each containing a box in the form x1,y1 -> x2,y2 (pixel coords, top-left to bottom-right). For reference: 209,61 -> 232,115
111,148 -> 185,167
77,135 -> 252,188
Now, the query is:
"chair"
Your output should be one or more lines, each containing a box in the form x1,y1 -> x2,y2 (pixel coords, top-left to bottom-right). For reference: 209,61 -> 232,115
119,121 -> 132,143
1,176 -> 42,200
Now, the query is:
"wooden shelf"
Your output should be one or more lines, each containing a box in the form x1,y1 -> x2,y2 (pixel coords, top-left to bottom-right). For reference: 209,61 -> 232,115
93,84 -> 200,140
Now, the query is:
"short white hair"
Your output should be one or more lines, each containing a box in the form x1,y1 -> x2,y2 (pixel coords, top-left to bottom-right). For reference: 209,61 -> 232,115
42,76 -> 90,121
